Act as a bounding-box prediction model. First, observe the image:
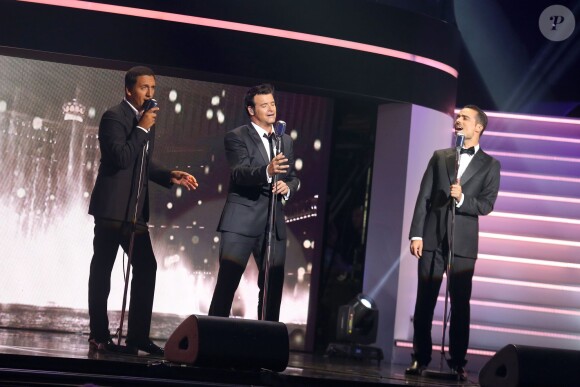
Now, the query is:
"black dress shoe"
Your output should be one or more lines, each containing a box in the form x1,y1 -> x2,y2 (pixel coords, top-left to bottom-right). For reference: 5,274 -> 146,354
125,339 -> 164,356
405,360 -> 427,375
451,366 -> 468,381
89,337 -> 118,352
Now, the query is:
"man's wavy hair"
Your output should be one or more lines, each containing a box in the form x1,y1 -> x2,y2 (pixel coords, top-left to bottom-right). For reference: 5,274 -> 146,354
244,83 -> 275,116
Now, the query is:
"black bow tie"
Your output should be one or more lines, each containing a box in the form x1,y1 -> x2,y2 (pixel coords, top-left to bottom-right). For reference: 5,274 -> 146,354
460,146 -> 475,156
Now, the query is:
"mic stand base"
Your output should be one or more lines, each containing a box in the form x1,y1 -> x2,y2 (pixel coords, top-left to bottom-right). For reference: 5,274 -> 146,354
422,369 -> 461,381
422,347 -> 460,380
106,344 -> 138,355
89,340 -> 138,356
325,342 -> 383,364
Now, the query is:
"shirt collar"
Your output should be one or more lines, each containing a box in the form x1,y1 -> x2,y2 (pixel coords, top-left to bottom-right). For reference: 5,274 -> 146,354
124,98 -> 139,117
250,122 -> 273,138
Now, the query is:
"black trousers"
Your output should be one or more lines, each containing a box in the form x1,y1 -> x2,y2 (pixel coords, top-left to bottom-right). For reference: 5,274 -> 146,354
411,242 -> 476,368
88,218 -> 157,343
208,231 -> 286,321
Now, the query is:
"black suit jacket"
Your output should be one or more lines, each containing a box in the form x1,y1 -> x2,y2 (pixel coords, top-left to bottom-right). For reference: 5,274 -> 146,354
409,147 -> 501,258
89,100 -> 172,222
217,124 -> 300,238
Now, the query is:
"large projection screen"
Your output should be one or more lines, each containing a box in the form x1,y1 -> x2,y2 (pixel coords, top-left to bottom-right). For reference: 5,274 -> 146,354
0,52 -> 333,350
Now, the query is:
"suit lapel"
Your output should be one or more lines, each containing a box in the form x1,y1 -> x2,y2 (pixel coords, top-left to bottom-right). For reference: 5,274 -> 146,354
121,100 -> 136,131
247,125 -> 270,164
445,149 -> 457,184
122,101 -> 153,162
460,150 -> 487,185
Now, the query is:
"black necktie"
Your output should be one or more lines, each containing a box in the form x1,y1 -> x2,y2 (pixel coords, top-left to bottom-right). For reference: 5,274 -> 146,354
460,146 -> 475,156
264,133 -> 274,160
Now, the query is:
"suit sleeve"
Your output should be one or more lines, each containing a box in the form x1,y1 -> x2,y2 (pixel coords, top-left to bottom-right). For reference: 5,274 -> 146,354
145,126 -> 172,188
282,135 -> 300,197
226,130 -> 270,186
98,110 -> 149,170
409,152 -> 437,239
149,160 -> 172,188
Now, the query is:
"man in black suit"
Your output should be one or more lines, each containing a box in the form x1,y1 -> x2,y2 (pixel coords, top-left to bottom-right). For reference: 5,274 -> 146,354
405,105 -> 500,380
208,83 -> 300,322
88,66 -> 198,355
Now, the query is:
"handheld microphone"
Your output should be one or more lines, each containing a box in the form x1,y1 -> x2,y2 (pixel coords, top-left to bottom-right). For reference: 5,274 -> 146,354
142,98 -> 158,112
455,132 -> 465,150
274,120 -> 286,138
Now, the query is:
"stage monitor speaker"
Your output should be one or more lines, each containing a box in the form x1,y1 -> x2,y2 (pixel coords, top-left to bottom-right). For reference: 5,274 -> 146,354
164,315 -> 289,372
479,344 -> 580,387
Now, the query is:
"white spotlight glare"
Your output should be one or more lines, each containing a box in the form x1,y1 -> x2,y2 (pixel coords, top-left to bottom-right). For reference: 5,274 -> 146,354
32,117 -> 43,130
295,158 -> 303,171
169,90 -> 178,102
360,297 -> 373,309
314,139 -> 322,151
297,267 -> 306,282
216,109 -> 225,124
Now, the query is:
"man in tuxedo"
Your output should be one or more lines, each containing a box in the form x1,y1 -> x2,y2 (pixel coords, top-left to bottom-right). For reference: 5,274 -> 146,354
88,66 -> 198,355
208,83 -> 300,322
405,105 -> 500,380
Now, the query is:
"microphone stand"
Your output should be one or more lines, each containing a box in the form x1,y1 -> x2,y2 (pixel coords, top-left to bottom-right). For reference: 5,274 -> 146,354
423,145 -> 461,380
115,143 -> 148,350
261,135 -> 280,321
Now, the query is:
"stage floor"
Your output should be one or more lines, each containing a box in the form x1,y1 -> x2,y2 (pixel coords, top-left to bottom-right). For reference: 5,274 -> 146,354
0,328 -> 479,386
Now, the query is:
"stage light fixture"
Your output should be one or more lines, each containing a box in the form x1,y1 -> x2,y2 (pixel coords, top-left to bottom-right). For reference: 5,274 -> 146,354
326,293 -> 383,362
336,293 -> 379,345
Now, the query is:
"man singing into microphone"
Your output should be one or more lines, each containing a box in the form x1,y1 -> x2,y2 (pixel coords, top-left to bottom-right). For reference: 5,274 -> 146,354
208,83 -> 300,322
88,66 -> 198,354
405,105 -> 500,380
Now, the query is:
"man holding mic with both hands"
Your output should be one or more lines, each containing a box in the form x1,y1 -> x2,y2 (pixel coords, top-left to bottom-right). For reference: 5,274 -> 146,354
208,83 -> 300,322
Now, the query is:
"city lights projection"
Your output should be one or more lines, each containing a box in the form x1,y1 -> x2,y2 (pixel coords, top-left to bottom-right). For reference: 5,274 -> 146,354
0,53 -> 333,348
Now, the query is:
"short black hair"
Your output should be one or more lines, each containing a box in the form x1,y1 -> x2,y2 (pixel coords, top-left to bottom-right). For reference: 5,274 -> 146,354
244,83 -> 275,116
125,66 -> 155,89
463,104 -> 488,135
